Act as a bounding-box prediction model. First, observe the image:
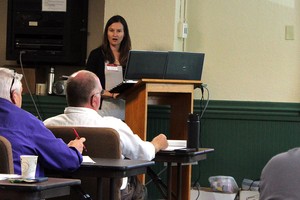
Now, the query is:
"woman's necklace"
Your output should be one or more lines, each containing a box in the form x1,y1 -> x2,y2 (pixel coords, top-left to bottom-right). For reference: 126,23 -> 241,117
114,59 -> 120,65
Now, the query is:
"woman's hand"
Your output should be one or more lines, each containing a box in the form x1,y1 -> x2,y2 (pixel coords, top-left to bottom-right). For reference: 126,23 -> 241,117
101,89 -> 119,99
111,93 -> 119,99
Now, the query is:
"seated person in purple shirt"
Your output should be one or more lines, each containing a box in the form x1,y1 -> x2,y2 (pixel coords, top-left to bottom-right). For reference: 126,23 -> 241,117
0,67 -> 86,177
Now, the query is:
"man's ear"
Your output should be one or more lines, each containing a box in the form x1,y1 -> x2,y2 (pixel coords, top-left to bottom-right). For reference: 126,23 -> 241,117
91,95 -> 98,108
11,90 -> 22,108
10,90 -> 17,105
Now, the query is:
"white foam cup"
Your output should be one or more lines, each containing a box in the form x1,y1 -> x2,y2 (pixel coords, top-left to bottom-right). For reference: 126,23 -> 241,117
20,155 -> 38,179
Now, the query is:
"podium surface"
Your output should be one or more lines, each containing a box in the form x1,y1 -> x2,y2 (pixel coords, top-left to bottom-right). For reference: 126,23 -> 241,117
123,79 -> 201,200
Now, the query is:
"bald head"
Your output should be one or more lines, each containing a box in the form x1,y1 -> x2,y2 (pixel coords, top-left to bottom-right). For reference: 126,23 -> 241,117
66,70 -> 102,108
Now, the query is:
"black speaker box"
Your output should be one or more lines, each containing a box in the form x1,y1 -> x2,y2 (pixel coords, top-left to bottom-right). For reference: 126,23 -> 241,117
6,0 -> 88,66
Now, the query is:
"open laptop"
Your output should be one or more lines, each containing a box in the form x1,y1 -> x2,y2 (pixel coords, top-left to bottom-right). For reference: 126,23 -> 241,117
109,50 -> 168,93
164,51 -> 205,81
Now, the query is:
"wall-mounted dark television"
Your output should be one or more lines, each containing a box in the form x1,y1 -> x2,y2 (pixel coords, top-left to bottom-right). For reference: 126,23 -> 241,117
6,0 -> 88,66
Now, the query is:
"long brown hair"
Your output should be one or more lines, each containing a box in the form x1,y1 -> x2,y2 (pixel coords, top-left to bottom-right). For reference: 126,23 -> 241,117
100,15 -> 132,67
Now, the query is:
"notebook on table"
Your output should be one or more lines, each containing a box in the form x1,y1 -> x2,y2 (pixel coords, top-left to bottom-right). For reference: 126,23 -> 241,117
109,50 -> 168,93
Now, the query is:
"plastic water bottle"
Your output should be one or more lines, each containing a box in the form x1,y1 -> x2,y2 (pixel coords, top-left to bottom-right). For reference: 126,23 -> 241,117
47,67 -> 55,94
187,113 -> 200,150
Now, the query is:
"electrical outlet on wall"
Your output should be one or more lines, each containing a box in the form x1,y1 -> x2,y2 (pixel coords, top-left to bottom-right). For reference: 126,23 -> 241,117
285,25 -> 294,40
178,21 -> 188,38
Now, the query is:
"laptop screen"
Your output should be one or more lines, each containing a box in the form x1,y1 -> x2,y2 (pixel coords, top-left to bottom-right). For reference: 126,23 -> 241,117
124,50 -> 168,80
164,52 -> 205,81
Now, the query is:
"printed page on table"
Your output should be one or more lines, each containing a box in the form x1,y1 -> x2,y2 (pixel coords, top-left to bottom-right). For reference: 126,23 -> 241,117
163,140 -> 187,151
82,156 -> 96,164
0,174 -> 22,180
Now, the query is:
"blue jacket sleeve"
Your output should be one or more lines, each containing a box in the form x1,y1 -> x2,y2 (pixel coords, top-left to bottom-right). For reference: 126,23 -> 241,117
28,116 -> 83,172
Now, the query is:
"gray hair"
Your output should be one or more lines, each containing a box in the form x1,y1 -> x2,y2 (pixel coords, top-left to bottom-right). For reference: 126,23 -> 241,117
0,68 -> 23,101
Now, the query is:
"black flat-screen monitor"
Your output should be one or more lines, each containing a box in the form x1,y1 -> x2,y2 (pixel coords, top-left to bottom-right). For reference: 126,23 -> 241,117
124,50 -> 168,80
6,0 -> 88,65
165,51 -> 205,81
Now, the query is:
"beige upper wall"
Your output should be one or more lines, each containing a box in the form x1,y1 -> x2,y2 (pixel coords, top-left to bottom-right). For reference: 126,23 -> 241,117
186,0 -> 300,102
86,0 -> 105,57
104,0 -> 185,51
105,0 -> 300,103
0,0 -> 299,102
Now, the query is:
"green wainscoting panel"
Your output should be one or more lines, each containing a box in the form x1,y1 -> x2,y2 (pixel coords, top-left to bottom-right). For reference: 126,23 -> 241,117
22,95 -> 67,120
22,95 -> 300,195
193,100 -> 300,188
146,100 -> 300,191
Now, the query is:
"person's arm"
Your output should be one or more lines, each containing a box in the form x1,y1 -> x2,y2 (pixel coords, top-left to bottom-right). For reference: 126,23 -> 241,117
86,48 -> 101,72
101,89 -> 119,99
151,134 -> 168,153
30,119 -> 83,172
112,119 -> 168,161
68,137 -> 86,154
86,48 -> 106,90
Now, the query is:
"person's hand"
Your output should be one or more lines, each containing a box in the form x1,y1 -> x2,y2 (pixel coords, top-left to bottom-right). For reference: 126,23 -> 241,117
151,134 -> 168,153
101,90 -> 119,99
112,93 -> 119,99
68,137 -> 86,154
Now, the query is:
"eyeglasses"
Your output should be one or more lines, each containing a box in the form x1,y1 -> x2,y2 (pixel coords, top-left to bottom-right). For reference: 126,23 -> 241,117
91,92 -> 101,99
9,71 -> 16,93
9,71 -> 16,99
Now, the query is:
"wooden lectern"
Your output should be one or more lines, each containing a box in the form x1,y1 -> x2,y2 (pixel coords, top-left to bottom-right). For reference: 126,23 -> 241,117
123,79 -> 201,200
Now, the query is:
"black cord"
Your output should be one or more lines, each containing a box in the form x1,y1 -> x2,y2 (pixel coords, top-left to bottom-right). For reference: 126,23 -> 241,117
191,83 -> 210,197
248,178 -> 260,190
19,51 -> 43,120
193,182 -> 201,200
199,84 -> 209,119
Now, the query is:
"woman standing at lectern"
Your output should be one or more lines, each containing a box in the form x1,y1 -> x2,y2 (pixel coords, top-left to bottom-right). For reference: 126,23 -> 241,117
86,15 -> 132,120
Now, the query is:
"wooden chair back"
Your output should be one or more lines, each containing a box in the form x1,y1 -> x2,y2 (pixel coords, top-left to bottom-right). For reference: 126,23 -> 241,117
0,136 -> 14,174
47,126 -> 122,200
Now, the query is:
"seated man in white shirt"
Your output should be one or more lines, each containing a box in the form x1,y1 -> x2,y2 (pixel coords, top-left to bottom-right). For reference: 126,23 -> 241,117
44,70 -> 168,199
